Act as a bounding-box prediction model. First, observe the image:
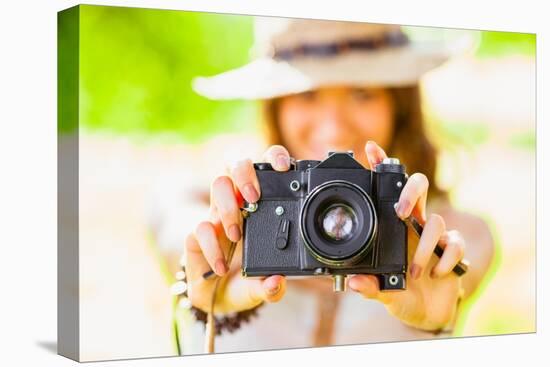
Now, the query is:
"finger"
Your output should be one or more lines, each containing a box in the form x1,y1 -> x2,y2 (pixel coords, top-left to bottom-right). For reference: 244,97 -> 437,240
255,275 -> 287,303
364,140 -> 388,170
230,158 -> 261,204
350,275 -> 430,326
184,233 -> 217,311
211,175 -> 242,243
262,145 -> 291,171
410,214 -> 446,280
395,172 -> 429,221
225,275 -> 287,310
348,275 -> 392,304
184,233 -> 213,282
193,221 -> 228,276
430,230 -> 465,278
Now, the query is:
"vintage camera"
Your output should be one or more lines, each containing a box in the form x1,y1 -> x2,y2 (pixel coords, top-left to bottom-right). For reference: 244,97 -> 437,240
241,151 -> 408,292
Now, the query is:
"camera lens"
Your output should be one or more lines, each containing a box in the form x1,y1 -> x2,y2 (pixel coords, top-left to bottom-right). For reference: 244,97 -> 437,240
300,180 -> 377,266
321,204 -> 357,242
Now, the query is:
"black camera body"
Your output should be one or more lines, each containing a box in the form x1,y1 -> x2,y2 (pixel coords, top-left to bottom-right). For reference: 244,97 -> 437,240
242,151 -> 408,291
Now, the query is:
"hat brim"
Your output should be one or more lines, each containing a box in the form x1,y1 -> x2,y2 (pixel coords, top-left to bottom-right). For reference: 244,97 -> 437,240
192,44 -> 452,100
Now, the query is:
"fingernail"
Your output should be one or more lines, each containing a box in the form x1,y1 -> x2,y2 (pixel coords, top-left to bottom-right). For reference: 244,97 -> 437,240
228,224 -> 241,242
348,279 -> 361,292
266,283 -> 281,296
410,264 -> 422,280
276,154 -> 290,170
215,259 -> 227,276
242,183 -> 259,203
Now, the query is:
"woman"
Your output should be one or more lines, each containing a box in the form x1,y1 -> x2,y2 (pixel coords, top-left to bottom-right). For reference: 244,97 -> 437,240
159,18 -> 494,352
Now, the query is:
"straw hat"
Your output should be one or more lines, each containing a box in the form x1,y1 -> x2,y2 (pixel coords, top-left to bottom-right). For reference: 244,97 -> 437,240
192,17 -> 464,100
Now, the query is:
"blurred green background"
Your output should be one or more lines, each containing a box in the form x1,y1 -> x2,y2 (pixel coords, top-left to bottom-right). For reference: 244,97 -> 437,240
60,5 -> 535,144
76,5 -> 256,142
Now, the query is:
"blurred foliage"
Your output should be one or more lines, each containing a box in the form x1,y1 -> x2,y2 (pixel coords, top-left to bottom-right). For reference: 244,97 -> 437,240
75,5 -> 255,142
58,6 -> 79,133
405,27 -> 535,58
476,31 -> 535,58
453,213 -> 502,337
61,5 -> 535,142
508,130 -> 536,150
480,313 -> 534,335
438,121 -> 491,149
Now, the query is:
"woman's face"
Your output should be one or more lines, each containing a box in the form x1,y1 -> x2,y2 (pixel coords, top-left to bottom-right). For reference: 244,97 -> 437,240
277,86 -> 395,167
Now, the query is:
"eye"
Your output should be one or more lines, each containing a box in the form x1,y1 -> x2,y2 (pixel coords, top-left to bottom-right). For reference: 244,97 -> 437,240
350,88 -> 376,101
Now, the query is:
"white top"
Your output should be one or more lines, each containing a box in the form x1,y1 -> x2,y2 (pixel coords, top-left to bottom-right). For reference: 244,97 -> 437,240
213,284 -> 440,354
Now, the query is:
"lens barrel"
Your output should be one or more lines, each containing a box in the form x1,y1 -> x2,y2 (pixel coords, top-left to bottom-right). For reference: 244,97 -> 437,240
300,180 -> 377,266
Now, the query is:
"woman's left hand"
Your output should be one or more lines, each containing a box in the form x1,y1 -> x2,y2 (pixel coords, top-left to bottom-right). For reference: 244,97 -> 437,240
348,141 -> 465,332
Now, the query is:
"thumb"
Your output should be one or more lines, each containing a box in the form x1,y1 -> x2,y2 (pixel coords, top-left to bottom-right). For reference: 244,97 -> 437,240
224,274 -> 286,311
348,274 -> 392,304
249,275 -> 287,303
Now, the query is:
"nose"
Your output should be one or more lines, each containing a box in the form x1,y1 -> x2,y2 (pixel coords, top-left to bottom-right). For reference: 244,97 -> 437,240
315,103 -> 352,143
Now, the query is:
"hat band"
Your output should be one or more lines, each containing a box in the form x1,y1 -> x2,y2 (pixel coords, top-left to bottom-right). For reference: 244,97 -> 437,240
273,30 -> 409,61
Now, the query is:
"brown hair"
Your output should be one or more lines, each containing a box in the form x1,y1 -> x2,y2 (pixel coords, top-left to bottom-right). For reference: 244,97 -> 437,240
260,85 -> 447,200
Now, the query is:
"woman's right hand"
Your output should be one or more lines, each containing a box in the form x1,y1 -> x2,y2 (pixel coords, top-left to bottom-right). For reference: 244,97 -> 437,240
184,145 -> 291,314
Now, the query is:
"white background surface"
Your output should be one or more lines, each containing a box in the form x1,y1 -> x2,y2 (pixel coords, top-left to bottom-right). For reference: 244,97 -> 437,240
0,0 -> 546,366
